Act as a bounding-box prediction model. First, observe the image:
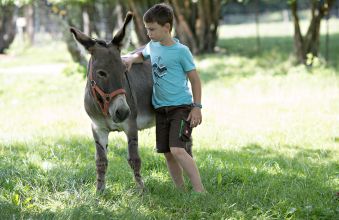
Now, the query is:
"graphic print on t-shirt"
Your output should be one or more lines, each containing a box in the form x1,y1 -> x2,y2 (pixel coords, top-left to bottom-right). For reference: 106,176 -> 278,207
152,56 -> 167,85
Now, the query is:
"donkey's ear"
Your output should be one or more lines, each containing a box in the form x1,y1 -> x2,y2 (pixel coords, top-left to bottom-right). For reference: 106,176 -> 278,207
112,12 -> 133,50
70,27 -> 95,51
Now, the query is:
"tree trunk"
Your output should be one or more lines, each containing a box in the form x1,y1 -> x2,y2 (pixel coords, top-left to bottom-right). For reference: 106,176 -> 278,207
0,3 -> 18,54
170,0 -> 221,54
172,0 -> 198,53
304,1 -> 323,58
126,0 -> 152,46
290,0 -> 335,65
92,0 -> 116,41
62,4 -> 88,67
82,6 -> 90,35
290,1 -> 305,64
255,0 -> 260,53
103,4 -> 118,41
64,17 -> 88,67
125,0 -> 221,54
325,12 -> 329,61
24,4 -> 35,45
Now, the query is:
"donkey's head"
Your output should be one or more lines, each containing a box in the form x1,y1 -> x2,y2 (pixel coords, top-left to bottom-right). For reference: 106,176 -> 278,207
70,12 -> 133,123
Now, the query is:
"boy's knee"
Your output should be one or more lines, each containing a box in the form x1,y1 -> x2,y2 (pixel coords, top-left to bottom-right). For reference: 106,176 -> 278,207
170,147 -> 185,157
164,152 -> 173,160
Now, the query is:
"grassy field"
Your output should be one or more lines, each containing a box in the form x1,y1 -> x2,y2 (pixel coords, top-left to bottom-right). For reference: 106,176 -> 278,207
218,18 -> 339,38
0,25 -> 339,219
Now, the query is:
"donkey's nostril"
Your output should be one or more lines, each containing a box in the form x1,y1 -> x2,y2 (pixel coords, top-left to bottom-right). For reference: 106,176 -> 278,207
115,108 -> 130,121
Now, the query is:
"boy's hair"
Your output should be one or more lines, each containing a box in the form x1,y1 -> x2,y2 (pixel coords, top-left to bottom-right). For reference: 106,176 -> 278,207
143,3 -> 174,31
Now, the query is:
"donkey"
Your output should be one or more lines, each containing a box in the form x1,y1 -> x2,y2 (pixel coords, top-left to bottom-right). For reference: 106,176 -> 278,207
70,12 -> 154,192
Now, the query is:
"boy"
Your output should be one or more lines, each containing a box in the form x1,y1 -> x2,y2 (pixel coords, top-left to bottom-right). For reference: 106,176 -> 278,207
123,3 -> 204,192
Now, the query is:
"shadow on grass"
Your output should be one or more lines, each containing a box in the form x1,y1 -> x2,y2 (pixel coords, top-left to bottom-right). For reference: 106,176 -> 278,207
0,137 -> 338,219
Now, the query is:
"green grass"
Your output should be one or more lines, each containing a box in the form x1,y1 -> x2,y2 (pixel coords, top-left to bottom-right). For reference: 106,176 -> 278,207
218,18 -> 339,71
218,33 -> 339,71
218,18 -> 339,39
0,30 -> 338,219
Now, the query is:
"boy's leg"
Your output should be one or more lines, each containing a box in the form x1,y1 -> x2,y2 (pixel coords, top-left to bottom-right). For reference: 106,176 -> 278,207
155,108 -> 185,189
164,152 -> 184,189
170,147 -> 204,192
166,106 -> 204,192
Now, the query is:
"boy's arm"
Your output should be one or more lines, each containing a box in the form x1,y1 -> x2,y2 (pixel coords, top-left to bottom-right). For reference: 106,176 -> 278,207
122,52 -> 144,71
187,69 -> 202,128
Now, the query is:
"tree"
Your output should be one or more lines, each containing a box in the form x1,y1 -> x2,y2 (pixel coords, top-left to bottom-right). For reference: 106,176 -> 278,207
289,0 -> 335,65
125,0 -> 158,46
222,0 -> 335,65
47,0 -> 224,64
46,0 -> 123,66
126,0 -> 223,54
24,2 -> 35,45
0,0 -> 18,54
170,0 -> 222,54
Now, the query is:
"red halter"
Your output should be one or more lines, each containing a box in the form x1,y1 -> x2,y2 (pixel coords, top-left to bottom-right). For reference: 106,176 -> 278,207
89,58 -> 126,116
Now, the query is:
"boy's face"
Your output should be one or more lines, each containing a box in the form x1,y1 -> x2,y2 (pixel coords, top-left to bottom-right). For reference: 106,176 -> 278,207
144,22 -> 171,42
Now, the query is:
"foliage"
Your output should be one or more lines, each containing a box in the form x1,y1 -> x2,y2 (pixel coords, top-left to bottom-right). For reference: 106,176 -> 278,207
0,0 -> 28,6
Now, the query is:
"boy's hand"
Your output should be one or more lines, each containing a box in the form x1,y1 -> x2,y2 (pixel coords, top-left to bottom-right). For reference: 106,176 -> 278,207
121,53 -> 144,72
187,107 -> 202,128
122,57 -> 133,72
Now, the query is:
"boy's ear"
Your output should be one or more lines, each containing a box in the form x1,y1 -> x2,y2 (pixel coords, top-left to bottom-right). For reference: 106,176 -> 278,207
164,23 -> 171,32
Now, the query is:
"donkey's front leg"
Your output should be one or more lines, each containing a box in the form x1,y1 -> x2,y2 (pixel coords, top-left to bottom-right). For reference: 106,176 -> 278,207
92,125 -> 109,192
125,122 -> 144,189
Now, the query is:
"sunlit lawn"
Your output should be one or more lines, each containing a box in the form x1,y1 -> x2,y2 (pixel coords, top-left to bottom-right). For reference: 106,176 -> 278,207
0,29 -> 338,219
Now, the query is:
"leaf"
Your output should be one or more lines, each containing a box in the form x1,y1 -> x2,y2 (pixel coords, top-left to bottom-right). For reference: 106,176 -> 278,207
11,193 -> 20,206
286,207 -> 297,217
23,197 -> 32,206
217,172 -> 223,187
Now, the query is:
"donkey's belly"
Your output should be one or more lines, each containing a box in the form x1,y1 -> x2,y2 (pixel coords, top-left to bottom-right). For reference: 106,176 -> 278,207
108,122 -> 125,131
92,112 -> 154,132
91,117 -> 124,132
137,114 -> 155,130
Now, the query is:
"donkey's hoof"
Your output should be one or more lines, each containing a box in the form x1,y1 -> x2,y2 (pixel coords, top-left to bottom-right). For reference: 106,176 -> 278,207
96,188 -> 105,195
96,182 -> 106,193
135,177 -> 145,190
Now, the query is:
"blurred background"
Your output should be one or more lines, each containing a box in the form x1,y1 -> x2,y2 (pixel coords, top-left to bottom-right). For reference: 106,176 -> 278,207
0,1 -> 338,219
1,0 -> 339,65
2,0 -> 338,146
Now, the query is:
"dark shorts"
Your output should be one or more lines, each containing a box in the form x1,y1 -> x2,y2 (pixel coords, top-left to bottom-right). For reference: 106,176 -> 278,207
155,105 -> 193,154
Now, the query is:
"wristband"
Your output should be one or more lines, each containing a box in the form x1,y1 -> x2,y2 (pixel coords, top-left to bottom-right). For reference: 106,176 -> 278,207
192,103 -> 202,109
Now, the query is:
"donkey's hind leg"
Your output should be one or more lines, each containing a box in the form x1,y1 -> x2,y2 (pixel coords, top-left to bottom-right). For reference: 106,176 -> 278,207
92,126 -> 109,192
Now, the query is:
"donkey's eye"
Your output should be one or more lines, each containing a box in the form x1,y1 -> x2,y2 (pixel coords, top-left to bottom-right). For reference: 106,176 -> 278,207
97,70 -> 107,78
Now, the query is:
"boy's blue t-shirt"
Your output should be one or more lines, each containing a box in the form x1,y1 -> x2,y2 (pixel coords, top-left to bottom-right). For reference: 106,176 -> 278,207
142,38 -> 196,109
